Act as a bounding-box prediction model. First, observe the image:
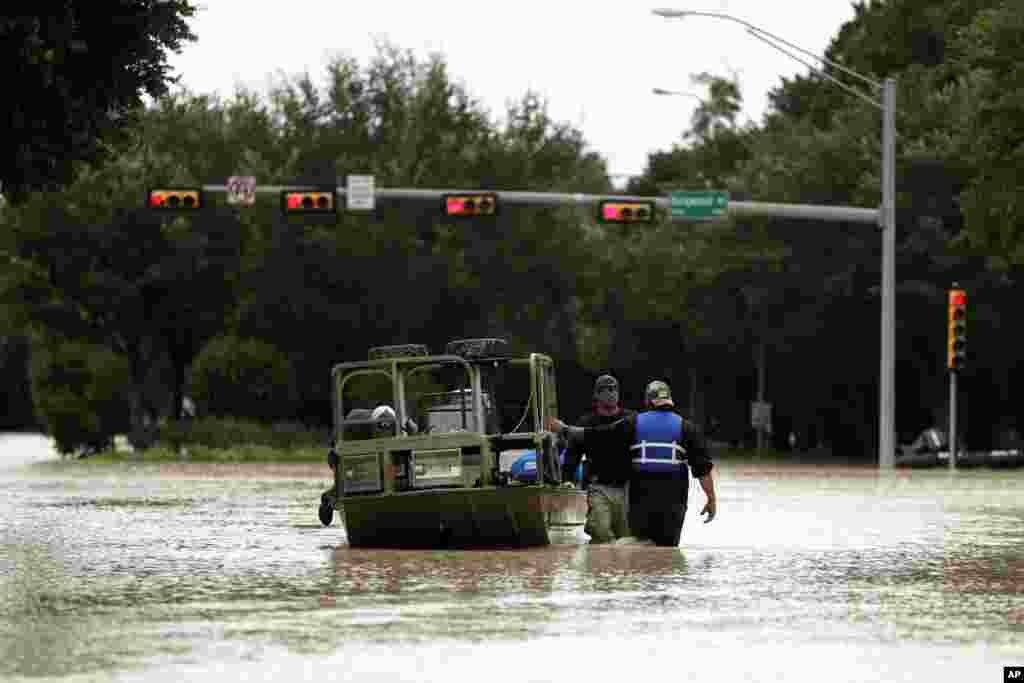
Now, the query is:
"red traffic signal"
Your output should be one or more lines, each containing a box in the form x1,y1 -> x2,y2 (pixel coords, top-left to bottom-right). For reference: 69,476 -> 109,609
148,188 -> 203,210
598,200 -> 655,224
947,288 -> 967,371
281,189 -> 336,214
442,192 -> 498,218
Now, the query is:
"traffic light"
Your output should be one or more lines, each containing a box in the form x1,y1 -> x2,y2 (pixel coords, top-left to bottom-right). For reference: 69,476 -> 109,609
597,200 -> 656,224
442,192 -> 498,218
148,188 -> 203,210
281,189 -> 337,215
948,287 -> 967,371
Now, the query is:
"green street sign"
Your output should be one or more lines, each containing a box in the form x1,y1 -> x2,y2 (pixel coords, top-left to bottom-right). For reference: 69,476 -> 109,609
671,190 -> 729,219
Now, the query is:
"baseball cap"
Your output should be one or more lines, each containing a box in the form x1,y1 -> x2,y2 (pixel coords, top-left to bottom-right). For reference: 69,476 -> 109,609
593,374 -> 619,395
645,380 -> 674,407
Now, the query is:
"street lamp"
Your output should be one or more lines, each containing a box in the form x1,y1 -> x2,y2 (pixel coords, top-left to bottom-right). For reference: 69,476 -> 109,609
654,8 -> 898,468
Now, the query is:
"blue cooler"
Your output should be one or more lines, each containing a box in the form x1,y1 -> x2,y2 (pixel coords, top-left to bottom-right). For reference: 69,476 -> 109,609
509,449 -> 581,483
509,449 -> 539,482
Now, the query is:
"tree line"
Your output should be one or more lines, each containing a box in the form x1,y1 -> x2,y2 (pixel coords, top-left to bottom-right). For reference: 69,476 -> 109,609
2,0 -> 1022,457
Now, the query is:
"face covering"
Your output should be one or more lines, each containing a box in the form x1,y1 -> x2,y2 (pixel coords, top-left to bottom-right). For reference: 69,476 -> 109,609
594,388 -> 620,415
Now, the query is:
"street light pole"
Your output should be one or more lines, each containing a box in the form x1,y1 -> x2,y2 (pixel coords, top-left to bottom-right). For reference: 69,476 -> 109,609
652,88 -> 703,101
654,8 -> 898,467
880,78 -> 896,468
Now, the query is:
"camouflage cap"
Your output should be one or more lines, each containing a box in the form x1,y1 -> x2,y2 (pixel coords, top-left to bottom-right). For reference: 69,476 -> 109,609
645,380 -> 674,407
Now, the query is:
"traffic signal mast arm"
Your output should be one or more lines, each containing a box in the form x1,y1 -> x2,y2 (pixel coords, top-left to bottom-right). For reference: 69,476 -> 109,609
197,184 -> 881,225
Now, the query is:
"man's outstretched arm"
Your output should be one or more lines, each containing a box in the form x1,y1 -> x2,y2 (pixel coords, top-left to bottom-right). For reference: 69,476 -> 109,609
548,416 -> 628,438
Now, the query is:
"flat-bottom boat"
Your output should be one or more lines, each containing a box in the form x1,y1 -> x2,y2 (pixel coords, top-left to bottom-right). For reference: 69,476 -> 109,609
318,339 -> 587,547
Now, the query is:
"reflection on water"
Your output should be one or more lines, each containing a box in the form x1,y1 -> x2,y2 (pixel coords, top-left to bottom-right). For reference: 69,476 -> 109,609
1,434 -> 1022,681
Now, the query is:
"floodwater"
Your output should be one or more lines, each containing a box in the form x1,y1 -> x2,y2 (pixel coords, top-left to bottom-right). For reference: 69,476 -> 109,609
1,433 -> 1021,682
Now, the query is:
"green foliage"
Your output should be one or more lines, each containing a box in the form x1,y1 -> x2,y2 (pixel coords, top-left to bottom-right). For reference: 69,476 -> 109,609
188,336 -> 298,421
0,335 -> 37,429
952,0 -> 1024,267
3,40 -> 619,428
83,444 -> 325,463
688,72 -> 744,140
623,0 -> 1024,452
1,1 -> 198,204
7,11 -> 1023,461
0,122 -> 245,438
210,43 -> 613,419
159,416 -> 327,452
29,338 -> 131,454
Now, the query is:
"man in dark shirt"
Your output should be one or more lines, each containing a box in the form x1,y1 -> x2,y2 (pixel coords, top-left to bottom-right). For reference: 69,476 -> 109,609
561,375 -> 637,543
551,379 -> 717,546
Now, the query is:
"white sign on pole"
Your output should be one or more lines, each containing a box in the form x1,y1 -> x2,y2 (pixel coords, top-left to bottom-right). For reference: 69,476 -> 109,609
346,175 -> 375,210
226,176 -> 256,206
751,401 -> 772,430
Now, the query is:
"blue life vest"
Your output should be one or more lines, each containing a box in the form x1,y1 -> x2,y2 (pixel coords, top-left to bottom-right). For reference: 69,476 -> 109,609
631,410 -> 687,475
509,449 -> 582,483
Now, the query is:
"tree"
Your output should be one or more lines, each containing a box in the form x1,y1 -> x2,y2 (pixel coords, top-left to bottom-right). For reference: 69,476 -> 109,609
625,73 -> 797,433
0,335 -> 36,429
226,45 -> 615,421
29,336 -> 131,455
687,72 -> 743,140
952,1 -> 1024,267
1,1 -> 198,205
189,336 -> 298,421
2,147 -> 243,448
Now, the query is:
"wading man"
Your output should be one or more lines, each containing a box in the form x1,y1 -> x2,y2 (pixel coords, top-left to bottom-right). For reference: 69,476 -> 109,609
560,375 -> 636,543
550,379 -> 717,546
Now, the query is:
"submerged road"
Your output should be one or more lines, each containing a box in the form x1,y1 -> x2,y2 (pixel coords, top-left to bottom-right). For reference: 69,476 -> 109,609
1,433 -> 1021,681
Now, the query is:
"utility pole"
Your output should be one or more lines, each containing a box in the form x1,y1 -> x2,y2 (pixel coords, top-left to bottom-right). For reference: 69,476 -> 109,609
949,363 -> 958,467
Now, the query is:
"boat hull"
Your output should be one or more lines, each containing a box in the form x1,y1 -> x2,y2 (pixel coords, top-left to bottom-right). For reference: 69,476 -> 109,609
332,486 -> 587,548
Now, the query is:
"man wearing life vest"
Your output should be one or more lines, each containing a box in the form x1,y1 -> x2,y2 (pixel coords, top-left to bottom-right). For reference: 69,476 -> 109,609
560,375 -> 637,543
550,379 -> 717,546
629,380 -> 715,545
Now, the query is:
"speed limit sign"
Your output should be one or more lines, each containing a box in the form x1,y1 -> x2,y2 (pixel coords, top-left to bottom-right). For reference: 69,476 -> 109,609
226,175 -> 256,206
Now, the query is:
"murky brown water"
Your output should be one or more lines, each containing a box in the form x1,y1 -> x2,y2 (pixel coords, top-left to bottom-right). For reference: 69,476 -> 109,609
2,433 -> 1021,682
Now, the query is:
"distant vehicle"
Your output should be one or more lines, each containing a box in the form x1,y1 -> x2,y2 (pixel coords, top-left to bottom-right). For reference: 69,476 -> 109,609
895,427 -> 1023,468
318,338 -> 586,547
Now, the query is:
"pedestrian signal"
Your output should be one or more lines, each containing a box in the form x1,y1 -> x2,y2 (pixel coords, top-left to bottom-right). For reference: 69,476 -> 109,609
148,188 -> 203,210
442,192 -> 498,218
947,288 -> 967,371
598,200 -> 655,224
281,189 -> 337,215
